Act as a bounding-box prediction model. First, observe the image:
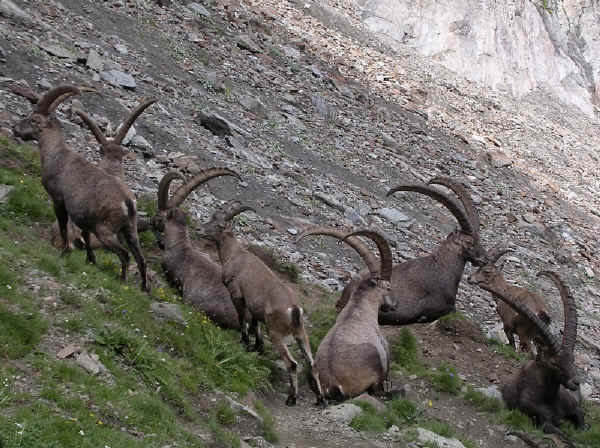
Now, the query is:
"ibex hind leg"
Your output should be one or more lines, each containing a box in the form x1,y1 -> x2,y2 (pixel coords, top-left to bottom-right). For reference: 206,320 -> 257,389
122,227 -> 149,292
272,335 -> 298,406
53,202 -> 70,255
94,226 -> 130,282
81,230 -> 97,265
294,332 -> 325,406
249,318 -> 264,353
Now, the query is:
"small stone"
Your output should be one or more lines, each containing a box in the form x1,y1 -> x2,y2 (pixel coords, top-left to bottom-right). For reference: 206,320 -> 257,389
86,49 -> 104,71
39,43 -> 76,59
322,403 -> 362,424
382,133 -> 398,148
0,184 -> 14,203
237,35 -> 261,54
377,207 -> 411,223
487,151 -> 512,168
188,2 -> 210,17
287,228 -> 298,235
354,393 -> 386,412
476,385 -> 502,400
281,45 -> 301,59
584,266 -> 595,278
100,70 -> 136,89
522,213 -> 536,224
114,43 -> 128,55
57,344 -> 81,359
150,302 -> 187,325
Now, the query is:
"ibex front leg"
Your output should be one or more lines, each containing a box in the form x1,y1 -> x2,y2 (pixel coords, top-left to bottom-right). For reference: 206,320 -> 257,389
272,334 -> 298,406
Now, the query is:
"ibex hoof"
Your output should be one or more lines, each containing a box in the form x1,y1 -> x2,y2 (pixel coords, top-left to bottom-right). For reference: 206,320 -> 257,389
285,395 -> 297,406
315,397 -> 328,408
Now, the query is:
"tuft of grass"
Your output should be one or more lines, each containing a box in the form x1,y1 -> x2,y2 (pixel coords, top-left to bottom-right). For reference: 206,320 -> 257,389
136,193 -> 157,218
307,295 -> 337,353
463,386 -> 503,413
391,328 -> 427,375
254,400 -> 279,444
0,305 -> 47,358
208,416 -> 241,448
350,398 -> 422,432
429,363 -> 463,395
420,419 -> 455,438
216,399 -> 237,426
486,338 -> 527,362
139,229 -> 158,248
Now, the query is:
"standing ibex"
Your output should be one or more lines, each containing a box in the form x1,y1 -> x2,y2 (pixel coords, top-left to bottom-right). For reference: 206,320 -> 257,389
488,271 -> 584,442
154,170 -> 242,329
313,177 -> 487,325
468,246 -> 551,355
50,98 -> 157,250
297,228 -> 394,401
202,202 -> 324,406
12,85 -> 149,291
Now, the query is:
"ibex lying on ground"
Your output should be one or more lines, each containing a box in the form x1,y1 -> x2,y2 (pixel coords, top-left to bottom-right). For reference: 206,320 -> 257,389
50,98 -> 157,251
309,177 -> 487,325
154,170 -> 242,329
489,271 -> 584,443
202,202 -> 324,406
12,85 -> 149,291
468,246 -> 551,355
297,228 -> 394,401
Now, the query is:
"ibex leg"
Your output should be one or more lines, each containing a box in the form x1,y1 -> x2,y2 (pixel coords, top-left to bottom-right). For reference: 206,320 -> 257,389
272,334 -> 298,406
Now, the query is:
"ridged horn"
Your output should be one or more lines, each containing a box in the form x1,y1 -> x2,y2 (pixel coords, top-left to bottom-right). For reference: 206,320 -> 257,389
295,227 -> 379,275
387,184 -> 473,235
489,282 -> 561,355
341,229 -> 392,281
35,85 -> 81,115
158,171 -> 186,211
488,244 -> 514,265
169,168 -> 241,209
75,109 -> 109,146
429,177 -> 480,237
113,98 -> 158,145
537,271 -> 577,356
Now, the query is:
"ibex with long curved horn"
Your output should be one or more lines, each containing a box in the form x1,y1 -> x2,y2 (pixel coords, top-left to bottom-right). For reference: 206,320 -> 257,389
308,177 -> 487,325
297,228 -> 394,401
50,98 -> 157,251
469,246 -> 551,355
202,202 -> 324,406
12,85 -> 149,291
485,271 -> 584,442
155,170 -> 242,329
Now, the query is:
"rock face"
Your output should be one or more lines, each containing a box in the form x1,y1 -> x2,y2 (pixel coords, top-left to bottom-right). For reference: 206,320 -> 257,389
359,0 -> 600,115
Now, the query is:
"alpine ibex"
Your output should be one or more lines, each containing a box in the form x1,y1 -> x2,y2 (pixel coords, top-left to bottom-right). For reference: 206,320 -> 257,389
314,177 -> 487,325
50,98 -> 157,251
297,228 -> 394,401
155,170 -> 242,329
468,246 -> 551,355
202,202 -> 324,406
493,271 -> 584,442
12,85 -> 149,291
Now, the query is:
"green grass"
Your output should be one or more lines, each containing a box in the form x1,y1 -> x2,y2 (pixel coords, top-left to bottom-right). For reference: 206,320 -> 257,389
486,338 -> 527,362
429,363 -> 462,395
462,386 -> 503,413
246,244 -> 301,283
307,293 -> 337,353
391,328 -> 427,376
254,400 -> 279,444
350,397 -> 422,432
0,304 -> 47,358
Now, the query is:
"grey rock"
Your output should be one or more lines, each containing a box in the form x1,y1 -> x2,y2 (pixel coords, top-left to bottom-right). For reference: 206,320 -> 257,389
150,302 -> 187,325
86,49 -> 105,72
239,96 -> 267,118
39,43 -> 76,59
322,402 -> 362,424
414,427 -> 466,448
0,184 -> 14,203
281,45 -> 301,59
131,134 -> 152,151
0,45 -> 6,61
114,43 -> 128,55
581,382 -> 593,400
0,0 -> 34,24
476,385 -> 503,400
354,393 -> 386,412
75,351 -> 106,375
100,70 -> 136,89
311,65 -> 323,77
377,207 -> 411,223
37,78 -> 52,90
522,212 -> 536,224
382,133 -> 398,148
188,2 -> 210,17
237,35 -> 261,54
226,136 -> 272,169
487,150 -> 512,168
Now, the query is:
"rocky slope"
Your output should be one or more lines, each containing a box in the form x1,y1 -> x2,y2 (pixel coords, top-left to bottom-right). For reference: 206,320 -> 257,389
1,0 -> 600,442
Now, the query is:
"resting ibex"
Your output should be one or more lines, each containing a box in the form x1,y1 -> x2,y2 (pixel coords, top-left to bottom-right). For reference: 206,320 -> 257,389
297,228 -> 394,401
492,271 -> 584,441
13,85 -> 149,291
202,202 -> 324,406
312,177 -> 487,324
468,246 -> 551,355
50,98 -> 157,251
154,170 -> 242,329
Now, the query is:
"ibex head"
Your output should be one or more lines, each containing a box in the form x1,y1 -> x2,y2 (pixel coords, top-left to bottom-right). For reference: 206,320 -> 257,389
202,202 -> 255,242
13,85 -> 83,140
387,176 -> 487,266
153,168 -> 242,232
468,245 -> 515,286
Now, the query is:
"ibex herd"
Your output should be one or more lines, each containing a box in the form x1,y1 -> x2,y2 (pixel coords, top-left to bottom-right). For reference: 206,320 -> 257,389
10,84 -> 587,440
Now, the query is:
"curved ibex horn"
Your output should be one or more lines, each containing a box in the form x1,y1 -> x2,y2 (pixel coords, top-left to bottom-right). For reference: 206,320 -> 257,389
169,168 -> 242,209
491,282 -> 561,355
488,244 -> 515,265
428,177 -> 480,236
157,171 -> 186,211
75,109 -> 109,146
537,271 -> 578,356
387,184 -> 473,236
35,85 -> 82,115
295,227 -> 379,276
113,98 -> 158,145
47,86 -> 97,115
340,229 -> 393,281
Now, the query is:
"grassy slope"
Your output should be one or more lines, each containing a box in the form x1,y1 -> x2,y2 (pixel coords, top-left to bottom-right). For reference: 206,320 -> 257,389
0,135 -> 598,447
